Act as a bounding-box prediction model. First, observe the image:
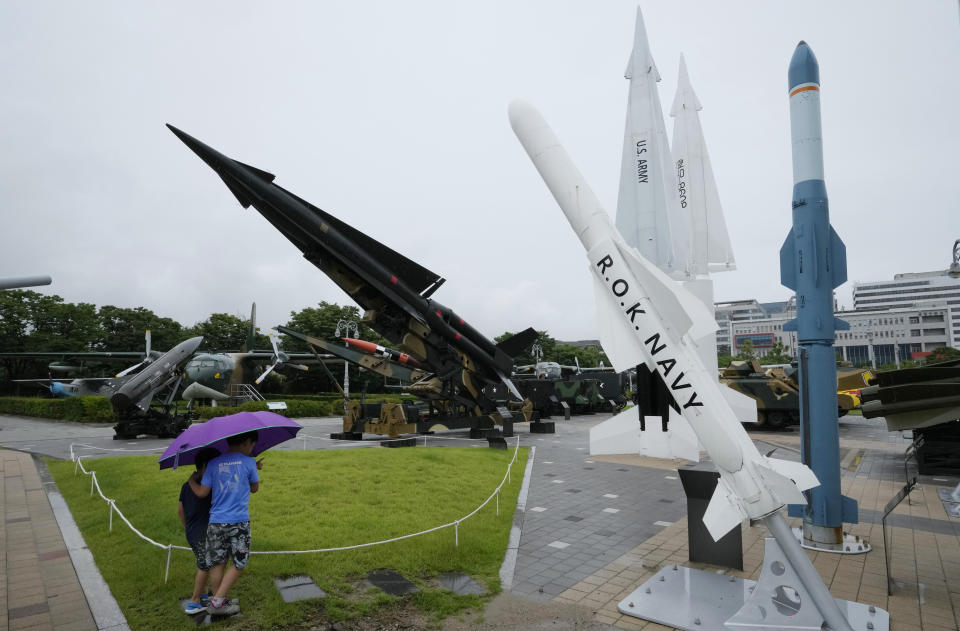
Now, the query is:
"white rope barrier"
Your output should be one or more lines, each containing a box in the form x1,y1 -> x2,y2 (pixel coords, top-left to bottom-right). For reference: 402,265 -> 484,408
69,435 -> 524,580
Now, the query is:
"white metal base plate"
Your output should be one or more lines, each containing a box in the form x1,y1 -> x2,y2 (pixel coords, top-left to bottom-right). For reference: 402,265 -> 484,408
791,526 -> 871,554
618,564 -> 888,630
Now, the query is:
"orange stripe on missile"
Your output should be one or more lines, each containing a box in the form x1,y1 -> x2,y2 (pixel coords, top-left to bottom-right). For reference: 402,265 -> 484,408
790,85 -> 819,97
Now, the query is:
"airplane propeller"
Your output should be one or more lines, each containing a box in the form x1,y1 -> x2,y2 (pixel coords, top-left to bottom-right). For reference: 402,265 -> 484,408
255,331 -> 309,385
115,330 -> 153,378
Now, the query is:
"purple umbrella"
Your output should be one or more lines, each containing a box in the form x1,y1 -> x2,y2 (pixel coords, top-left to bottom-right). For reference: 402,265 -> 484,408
159,410 -> 302,470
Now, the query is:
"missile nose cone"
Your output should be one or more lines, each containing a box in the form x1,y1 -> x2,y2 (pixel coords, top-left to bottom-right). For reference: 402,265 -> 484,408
508,99 -> 538,133
166,124 -> 231,173
788,40 -> 819,89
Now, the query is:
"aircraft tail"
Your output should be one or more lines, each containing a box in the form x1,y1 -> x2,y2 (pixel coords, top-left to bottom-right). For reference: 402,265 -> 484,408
244,303 -> 256,352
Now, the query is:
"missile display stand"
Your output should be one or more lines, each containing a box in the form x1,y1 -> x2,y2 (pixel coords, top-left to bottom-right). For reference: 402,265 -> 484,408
618,515 -> 887,631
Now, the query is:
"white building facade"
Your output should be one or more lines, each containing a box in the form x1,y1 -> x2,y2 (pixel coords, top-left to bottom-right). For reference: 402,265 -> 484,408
729,302 -> 954,367
852,270 -> 960,349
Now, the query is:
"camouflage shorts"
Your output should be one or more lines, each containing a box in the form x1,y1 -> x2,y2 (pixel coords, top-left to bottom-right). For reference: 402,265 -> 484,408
188,537 -> 211,571
205,522 -> 251,570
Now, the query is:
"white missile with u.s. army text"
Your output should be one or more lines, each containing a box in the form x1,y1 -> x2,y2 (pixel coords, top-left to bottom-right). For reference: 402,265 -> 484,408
509,99 -> 819,540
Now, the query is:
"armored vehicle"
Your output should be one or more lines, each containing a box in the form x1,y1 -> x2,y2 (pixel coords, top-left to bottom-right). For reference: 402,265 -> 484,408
720,360 -> 857,429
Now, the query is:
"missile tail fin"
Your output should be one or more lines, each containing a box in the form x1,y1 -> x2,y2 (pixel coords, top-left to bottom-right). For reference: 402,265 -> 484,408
780,228 -> 797,290
496,327 -> 539,358
588,405 -> 700,462
754,457 -> 818,506
704,479 -> 747,541
835,317 -> 850,331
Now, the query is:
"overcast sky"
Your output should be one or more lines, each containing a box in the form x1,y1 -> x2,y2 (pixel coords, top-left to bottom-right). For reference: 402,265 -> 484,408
2,1 -> 958,342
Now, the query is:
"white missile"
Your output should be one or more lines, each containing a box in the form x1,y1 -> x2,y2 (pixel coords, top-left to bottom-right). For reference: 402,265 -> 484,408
667,55 -> 757,425
509,99 -> 817,540
669,54 -> 736,275
614,7 -> 687,276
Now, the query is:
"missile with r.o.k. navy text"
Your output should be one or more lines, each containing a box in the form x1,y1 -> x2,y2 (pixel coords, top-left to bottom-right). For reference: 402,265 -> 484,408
508,99 -> 819,541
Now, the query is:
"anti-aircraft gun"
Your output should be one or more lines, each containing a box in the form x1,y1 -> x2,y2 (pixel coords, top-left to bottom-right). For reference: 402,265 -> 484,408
169,125 -> 551,438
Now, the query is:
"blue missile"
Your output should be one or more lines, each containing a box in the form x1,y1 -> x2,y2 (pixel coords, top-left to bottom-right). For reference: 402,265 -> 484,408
780,41 -> 857,547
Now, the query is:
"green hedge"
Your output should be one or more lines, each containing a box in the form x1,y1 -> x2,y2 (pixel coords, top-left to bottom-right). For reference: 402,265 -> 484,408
196,399 -> 335,420
0,396 -> 113,422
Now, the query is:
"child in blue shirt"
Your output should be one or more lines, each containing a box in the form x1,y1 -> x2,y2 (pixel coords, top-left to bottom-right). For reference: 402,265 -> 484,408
178,448 -> 219,615
190,430 -> 261,617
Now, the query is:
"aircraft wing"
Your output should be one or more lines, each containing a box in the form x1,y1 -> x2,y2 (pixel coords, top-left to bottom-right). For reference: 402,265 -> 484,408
0,352 -> 146,360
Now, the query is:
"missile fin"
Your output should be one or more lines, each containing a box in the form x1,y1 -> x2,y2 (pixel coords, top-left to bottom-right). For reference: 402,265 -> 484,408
835,317 -> 850,331
495,327 -> 539,358
591,273 -> 653,372
721,384 -> 759,423
783,318 -> 798,332
703,479 -> 747,541
135,392 -> 154,413
754,457 -> 819,505
590,406 -> 643,456
829,225 -> 848,288
220,175 -> 255,208
618,242 -> 717,342
233,160 -> 276,183
588,405 -> 700,462
779,228 -> 797,290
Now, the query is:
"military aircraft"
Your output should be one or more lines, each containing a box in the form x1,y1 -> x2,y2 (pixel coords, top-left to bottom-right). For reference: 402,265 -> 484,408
514,344 -> 613,379
5,330 -> 161,396
179,305 -> 330,403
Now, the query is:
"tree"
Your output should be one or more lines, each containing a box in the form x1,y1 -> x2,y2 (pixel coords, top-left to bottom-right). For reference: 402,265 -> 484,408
763,341 -> 792,365
926,346 -> 960,363
185,313 -> 262,352
279,302 -> 392,395
718,354 -> 734,368
735,339 -> 756,362
97,305 -> 184,353
283,302 -> 386,352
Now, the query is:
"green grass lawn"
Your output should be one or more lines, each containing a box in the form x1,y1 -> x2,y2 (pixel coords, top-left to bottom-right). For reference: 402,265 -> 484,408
47,445 -> 529,630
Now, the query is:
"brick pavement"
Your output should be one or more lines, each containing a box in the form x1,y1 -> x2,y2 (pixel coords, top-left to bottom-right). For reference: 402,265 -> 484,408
537,415 -> 960,630
1,449 -> 97,631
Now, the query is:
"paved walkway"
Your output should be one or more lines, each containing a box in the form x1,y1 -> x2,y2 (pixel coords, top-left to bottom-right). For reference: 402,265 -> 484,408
2,413 -> 959,630
540,416 -> 960,631
1,449 -> 97,631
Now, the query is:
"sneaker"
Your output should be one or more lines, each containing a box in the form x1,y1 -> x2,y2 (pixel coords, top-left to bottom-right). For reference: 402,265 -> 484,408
207,600 -> 240,616
184,601 -> 206,615
199,592 -> 213,605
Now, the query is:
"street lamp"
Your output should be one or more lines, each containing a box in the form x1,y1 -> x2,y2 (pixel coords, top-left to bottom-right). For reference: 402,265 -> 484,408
949,239 -> 960,279
334,319 -> 359,398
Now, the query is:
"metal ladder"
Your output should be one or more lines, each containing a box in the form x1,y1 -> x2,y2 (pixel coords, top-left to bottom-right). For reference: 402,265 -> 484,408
228,383 -> 265,402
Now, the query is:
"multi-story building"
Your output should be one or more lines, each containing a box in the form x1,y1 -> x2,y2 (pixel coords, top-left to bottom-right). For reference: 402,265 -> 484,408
729,302 -> 954,367
715,300 -> 779,353
852,269 -> 960,349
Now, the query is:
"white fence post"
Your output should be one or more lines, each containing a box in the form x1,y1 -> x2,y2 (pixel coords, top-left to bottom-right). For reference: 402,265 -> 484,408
164,545 -> 173,583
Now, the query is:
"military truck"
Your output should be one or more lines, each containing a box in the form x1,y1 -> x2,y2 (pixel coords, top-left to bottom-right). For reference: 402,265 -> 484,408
720,360 -> 857,429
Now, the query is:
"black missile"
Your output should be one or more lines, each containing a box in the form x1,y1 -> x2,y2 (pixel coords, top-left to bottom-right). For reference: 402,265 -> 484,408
110,336 -> 203,416
167,125 -> 518,392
